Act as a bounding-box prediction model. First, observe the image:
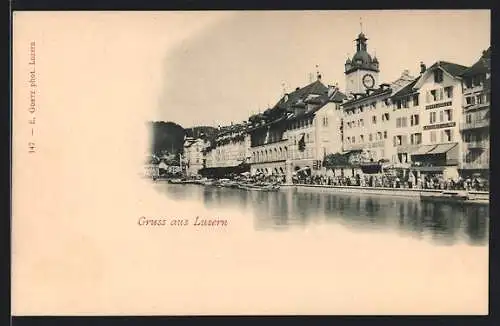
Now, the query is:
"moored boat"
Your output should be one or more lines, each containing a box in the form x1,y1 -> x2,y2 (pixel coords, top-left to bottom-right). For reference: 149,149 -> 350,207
420,190 -> 470,203
237,183 -> 280,192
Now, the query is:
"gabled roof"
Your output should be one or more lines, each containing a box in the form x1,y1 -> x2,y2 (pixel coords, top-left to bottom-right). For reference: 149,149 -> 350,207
330,89 -> 347,102
391,76 -> 420,99
272,79 -> 329,110
426,61 -> 469,78
461,47 -> 491,77
413,60 -> 469,89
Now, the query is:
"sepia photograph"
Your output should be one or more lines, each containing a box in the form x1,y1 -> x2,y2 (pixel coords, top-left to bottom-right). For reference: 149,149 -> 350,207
12,10 -> 490,315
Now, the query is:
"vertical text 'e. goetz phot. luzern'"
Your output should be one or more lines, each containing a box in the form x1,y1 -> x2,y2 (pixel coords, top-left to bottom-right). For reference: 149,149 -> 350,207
143,12 -> 489,246
28,40 -> 37,154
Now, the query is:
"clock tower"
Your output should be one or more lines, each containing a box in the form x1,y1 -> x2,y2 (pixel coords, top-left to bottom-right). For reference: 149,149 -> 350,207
344,31 -> 380,96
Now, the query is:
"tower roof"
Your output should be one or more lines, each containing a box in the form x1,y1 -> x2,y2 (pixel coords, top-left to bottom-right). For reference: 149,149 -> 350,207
345,31 -> 379,74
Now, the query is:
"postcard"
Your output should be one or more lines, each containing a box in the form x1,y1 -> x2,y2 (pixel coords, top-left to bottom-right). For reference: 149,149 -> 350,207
12,10 -> 490,315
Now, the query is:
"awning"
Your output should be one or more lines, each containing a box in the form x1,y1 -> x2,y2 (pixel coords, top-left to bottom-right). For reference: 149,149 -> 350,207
297,166 -> 311,173
360,163 -> 382,174
426,143 -> 457,155
411,145 -> 437,156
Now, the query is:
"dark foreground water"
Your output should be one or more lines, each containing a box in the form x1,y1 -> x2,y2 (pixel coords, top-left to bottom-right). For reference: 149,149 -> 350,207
153,182 -> 489,247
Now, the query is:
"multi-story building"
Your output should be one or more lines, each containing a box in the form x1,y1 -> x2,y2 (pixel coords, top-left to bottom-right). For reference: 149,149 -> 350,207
205,123 -> 251,169
341,85 -> 393,165
394,61 -> 469,180
248,75 -> 346,181
390,66 -> 425,168
183,137 -> 208,176
459,48 -> 490,180
341,30 -> 416,170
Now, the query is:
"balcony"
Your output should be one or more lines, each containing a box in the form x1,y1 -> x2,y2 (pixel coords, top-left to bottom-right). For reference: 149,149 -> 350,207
462,85 -> 484,95
460,119 -> 489,130
463,102 -> 489,112
465,140 -> 489,150
461,162 -> 489,170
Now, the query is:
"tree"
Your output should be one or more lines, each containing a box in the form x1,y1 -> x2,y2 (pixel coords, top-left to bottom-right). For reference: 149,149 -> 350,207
323,152 -> 349,168
147,121 -> 186,155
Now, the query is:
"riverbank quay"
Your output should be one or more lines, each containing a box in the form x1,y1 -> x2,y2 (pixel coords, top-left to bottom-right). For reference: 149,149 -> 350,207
280,184 -> 489,203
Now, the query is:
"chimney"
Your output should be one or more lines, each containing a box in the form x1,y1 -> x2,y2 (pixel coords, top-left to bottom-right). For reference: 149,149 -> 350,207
295,87 -> 300,91
420,61 -> 426,74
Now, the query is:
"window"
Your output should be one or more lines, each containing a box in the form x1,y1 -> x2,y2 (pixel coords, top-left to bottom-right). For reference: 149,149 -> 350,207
411,133 -> 422,145
434,69 -> 444,83
430,131 -> 437,143
360,119 -> 364,127
411,94 -> 418,107
347,137 -> 350,144
396,117 -> 401,128
352,136 -> 356,143
402,98 -> 409,108
444,109 -> 452,122
401,117 -> 407,127
360,135 -> 364,143
410,114 -> 419,126
430,112 -> 437,124
384,113 -> 390,121
395,135 -> 403,146
444,129 -> 452,142
430,90 -> 437,102
466,114 -> 472,123
439,111 -> 444,122
466,96 -> 476,106
377,132 -> 382,140
383,131 -> 387,139
444,86 -> 453,99
477,95 -> 483,105
372,115 -> 377,124
369,134 -> 373,141
396,100 -> 402,109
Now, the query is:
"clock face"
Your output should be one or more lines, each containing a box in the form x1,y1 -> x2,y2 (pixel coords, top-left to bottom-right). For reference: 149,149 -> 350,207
362,74 -> 375,88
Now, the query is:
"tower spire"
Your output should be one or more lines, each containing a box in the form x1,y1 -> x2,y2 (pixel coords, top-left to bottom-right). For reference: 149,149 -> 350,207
316,64 -> 322,80
360,17 -> 363,33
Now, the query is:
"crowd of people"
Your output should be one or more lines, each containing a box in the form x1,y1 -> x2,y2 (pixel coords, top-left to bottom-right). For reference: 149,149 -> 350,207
292,173 -> 488,191
177,170 -> 489,192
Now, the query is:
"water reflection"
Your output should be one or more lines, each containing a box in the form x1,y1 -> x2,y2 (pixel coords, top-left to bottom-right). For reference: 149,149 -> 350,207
153,183 -> 489,246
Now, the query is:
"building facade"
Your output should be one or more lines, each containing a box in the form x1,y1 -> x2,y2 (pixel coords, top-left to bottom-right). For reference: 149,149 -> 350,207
404,61 -> 469,180
183,137 -> 208,176
459,48 -> 490,180
248,77 -> 346,181
205,124 -> 251,168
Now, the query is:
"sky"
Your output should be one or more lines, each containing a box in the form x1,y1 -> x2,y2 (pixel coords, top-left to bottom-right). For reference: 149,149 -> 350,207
147,11 -> 490,128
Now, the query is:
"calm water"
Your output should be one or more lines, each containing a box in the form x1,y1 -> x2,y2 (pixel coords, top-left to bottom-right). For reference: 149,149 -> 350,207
153,182 -> 489,247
